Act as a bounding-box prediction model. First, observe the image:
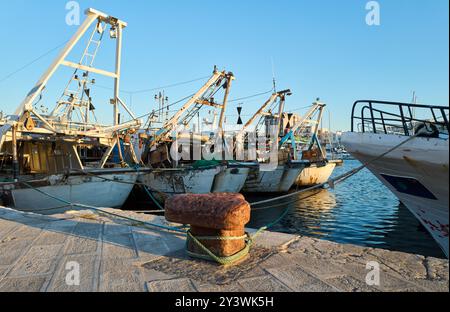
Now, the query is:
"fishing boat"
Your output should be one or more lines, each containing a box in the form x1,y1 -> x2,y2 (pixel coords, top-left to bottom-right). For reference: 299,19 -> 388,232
212,162 -> 256,193
139,164 -> 222,201
238,90 -> 309,193
242,160 -> 306,193
342,100 -> 449,257
138,68 -> 249,195
0,8 -> 143,214
295,161 -> 336,186
276,99 -> 338,187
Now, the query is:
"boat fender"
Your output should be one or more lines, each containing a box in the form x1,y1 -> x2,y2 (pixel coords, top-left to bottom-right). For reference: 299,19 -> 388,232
414,123 -> 439,138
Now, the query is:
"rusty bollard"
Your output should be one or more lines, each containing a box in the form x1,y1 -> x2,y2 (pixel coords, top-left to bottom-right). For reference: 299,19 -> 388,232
165,193 -> 251,264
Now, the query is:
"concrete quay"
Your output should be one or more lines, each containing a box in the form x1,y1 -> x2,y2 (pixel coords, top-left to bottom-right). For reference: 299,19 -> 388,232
0,206 -> 448,292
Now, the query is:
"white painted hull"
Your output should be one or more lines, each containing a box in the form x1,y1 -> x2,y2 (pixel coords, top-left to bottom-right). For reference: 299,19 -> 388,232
212,166 -> 250,193
342,132 -> 449,257
295,162 -> 336,187
243,164 -> 305,193
7,170 -> 138,215
138,165 -> 222,196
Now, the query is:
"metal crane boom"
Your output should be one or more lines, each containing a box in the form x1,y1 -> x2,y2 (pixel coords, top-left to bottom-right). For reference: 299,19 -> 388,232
238,89 -> 292,137
13,8 -> 132,134
148,68 -> 234,148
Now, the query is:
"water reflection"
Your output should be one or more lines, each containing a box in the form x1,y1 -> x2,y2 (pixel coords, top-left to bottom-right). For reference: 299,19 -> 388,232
247,160 -> 445,259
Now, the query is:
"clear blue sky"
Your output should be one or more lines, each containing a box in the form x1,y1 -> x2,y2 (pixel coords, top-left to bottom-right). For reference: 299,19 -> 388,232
0,0 -> 448,131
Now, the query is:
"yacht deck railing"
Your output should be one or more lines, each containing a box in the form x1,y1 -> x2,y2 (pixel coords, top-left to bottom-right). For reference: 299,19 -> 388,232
350,100 -> 449,136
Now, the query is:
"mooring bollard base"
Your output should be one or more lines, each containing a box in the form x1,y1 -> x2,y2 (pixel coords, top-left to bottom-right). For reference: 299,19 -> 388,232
187,226 -> 247,257
165,193 -> 252,265
186,229 -> 252,266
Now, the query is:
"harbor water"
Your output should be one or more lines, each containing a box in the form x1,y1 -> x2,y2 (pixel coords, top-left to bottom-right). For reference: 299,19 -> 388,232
125,159 -> 446,259
246,160 -> 446,259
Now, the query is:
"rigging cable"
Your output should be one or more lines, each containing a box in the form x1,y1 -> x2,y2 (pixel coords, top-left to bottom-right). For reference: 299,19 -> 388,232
95,76 -> 210,95
0,40 -> 69,84
228,89 -> 273,103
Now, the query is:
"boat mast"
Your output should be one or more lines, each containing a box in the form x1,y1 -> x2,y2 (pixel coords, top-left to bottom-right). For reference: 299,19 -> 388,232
13,8 -> 137,136
113,21 -> 123,126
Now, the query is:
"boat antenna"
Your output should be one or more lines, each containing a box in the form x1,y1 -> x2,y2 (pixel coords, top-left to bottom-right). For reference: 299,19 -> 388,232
411,91 -> 417,120
271,57 -> 277,93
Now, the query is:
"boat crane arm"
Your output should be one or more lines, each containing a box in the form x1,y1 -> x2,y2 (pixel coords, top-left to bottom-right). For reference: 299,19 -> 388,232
278,100 -> 326,148
14,9 -> 125,118
237,89 -> 291,137
83,119 -> 141,136
148,69 -> 233,147
13,8 -> 136,137
238,93 -> 278,136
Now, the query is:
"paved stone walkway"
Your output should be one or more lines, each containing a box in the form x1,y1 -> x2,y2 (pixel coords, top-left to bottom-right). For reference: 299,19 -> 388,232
0,207 -> 448,292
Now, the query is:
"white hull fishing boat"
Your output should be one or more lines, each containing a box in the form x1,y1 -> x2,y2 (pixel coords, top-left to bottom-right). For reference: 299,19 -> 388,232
295,161 -> 336,187
342,100 -> 449,257
235,89 -> 308,193
138,165 -> 222,197
2,169 -> 138,214
242,162 -> 305,193
138,68 -> 241,195
0,9 -> 143,214
277,99 -> 338,188
212,163 -> 253,193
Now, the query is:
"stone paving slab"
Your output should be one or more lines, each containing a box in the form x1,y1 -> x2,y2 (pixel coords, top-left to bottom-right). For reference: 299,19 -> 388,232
147,278 -> 197,292
0,206 -> 448,292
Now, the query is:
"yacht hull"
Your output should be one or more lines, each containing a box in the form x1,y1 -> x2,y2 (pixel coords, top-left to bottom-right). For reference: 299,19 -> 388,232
342,132 -> 449,257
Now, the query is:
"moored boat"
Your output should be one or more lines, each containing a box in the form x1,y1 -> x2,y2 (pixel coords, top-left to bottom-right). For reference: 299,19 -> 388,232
242,161 -> 306,193
212,162 -> 255,193
279,99 -> 338,188
138,164 -> 222,198
138,68 -> 239,196
0,8 -> 142,214
1,168 -> 139,214
236,89 -> 308,193
342,100 -> 449,257
295,161 -> 336,187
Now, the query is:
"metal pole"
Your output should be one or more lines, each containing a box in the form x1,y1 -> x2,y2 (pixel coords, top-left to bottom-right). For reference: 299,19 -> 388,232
116,133 -> 124,164
113,24 -> 123,126
218,74 -> 233,129
218,74 -> 234,160
276,95 -> 285,137
12,125 -> 19,181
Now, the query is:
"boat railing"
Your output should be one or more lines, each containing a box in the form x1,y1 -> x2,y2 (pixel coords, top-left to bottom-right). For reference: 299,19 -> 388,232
351,100 -> 449,136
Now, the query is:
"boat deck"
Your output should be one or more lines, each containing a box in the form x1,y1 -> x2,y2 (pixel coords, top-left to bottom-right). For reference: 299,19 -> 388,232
0,207 -> 448,292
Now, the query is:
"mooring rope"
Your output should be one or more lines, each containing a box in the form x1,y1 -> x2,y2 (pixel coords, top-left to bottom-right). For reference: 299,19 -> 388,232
250,131 -> 422,207
18,181 -> 185,234
13,130 -> 423,264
